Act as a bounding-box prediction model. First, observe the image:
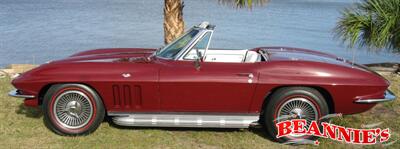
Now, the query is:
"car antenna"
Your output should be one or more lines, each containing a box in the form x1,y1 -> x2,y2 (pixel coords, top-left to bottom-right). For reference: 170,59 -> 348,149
351,47 -> 356,67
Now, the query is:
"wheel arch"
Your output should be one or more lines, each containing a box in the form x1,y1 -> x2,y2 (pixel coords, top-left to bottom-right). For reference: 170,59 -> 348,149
260,85 -> 335,116
38,82 -> 106,110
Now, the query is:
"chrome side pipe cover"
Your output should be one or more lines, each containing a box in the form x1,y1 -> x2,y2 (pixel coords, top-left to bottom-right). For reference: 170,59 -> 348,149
111,113 -> 259,128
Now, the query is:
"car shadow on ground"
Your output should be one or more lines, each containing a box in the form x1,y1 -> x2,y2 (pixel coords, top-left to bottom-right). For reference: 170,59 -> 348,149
105,116 -> 277,142
13,105 -> 277,143
15,103 -> 43,118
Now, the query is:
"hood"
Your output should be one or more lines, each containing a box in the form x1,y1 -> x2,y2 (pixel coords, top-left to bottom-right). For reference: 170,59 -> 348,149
70,48 -> 156,57
52,48 -> 156,64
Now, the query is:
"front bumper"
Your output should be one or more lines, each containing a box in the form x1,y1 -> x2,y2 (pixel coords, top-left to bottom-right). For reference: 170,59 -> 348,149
8,89 -> 35,98
354,90 -> 397,103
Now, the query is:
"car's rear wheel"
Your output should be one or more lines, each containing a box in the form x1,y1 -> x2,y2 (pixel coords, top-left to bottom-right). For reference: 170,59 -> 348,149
263,87 -> 329,143
43,84 -> 105,136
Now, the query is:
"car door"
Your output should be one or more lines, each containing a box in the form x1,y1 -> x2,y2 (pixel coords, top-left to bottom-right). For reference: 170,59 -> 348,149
158,59 -> 259,113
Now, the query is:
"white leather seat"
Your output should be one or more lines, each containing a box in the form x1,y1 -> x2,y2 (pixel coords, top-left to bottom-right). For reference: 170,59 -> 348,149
203,49 -> 247,62
244,51 -> 260,63
185,49 -> 260,63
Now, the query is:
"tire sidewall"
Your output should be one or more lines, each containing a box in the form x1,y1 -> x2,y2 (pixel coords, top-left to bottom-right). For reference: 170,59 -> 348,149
264,87 -> 329,143
43,84 -> 105,135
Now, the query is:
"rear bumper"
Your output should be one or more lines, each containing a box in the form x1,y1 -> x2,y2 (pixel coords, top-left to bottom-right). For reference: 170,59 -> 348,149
8,89 -> 35,99
354,90 -> 397,104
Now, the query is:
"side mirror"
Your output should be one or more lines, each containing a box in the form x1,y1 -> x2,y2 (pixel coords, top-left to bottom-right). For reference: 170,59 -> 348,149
194,57 -> 201,70
193,48 -> 203,70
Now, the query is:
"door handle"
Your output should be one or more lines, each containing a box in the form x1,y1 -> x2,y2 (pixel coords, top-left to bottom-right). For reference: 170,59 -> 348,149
122,73 -> 131,78
236,73 -> 254,78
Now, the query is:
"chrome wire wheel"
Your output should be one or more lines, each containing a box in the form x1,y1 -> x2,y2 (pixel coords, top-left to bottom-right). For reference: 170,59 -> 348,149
53,90 -> 93,129
277,97 -> 318,137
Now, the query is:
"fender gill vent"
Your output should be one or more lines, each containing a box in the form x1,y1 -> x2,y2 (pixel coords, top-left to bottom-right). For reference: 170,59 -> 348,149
123,85 -> 132,108
112,85 -> 142,108
133,85 -> 143,107
112,85 -> 121,107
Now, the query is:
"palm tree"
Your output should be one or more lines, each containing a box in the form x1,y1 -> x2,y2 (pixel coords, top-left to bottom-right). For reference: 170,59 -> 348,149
163,0 -> 185,44
335,0 -> 400,52
163,0 -> 269,44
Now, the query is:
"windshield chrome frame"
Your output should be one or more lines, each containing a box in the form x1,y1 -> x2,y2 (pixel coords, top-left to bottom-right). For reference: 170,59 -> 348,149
154,28 -> 202,60
153,28 -> 197,60
154,23 -> 215,61
176,30 -> 213,61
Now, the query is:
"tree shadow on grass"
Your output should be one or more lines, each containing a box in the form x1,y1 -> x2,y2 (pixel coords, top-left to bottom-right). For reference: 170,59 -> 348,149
15,103 -> 43,118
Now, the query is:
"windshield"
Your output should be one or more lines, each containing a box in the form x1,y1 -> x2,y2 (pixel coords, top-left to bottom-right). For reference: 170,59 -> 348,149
183,32 -> 212,60
156,29 -> 199,59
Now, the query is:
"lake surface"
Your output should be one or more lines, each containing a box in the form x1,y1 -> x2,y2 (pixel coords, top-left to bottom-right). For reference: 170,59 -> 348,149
1,0 -> 399,67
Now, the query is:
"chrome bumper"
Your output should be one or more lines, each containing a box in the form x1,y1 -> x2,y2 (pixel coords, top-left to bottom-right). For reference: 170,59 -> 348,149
8,89 -> 35,98
354,90 -> 397,104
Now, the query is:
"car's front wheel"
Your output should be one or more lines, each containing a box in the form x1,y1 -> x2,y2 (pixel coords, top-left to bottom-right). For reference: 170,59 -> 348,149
263,87 -> 329,143
43,84 -> 105,136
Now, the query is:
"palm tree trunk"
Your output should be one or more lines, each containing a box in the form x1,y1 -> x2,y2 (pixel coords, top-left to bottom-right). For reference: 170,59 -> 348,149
164,0 -> 185,44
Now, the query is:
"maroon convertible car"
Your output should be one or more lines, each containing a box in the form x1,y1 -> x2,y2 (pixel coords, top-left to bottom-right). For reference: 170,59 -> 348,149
9,22 -> 396,142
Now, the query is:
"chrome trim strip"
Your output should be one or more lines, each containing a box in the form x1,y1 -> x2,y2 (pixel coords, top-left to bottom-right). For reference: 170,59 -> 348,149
354,90 -> 397,103
111,113 -> 259,128
8,89 -> 35,98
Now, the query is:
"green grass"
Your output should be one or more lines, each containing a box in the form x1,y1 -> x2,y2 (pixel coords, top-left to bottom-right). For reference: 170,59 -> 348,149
0,75 -> 399,148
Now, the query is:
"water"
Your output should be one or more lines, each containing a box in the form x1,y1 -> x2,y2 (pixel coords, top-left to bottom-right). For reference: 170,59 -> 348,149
1,0 -> 399,67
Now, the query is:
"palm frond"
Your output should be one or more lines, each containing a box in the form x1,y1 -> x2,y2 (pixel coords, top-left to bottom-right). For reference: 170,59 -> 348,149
335,0 -> 400,52
218,0 -> 269,9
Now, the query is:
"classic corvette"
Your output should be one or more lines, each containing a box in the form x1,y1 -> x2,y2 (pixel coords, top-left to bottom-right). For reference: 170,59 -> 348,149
9,22 -> 397,142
